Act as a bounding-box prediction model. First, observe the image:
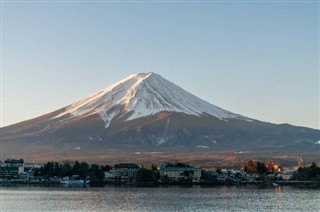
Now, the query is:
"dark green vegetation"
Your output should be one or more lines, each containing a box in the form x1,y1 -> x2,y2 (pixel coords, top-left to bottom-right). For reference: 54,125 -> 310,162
135,168 -> 159,185
26,160 -> 320,183
295,162 -> 320,181
37,161 -> 111,180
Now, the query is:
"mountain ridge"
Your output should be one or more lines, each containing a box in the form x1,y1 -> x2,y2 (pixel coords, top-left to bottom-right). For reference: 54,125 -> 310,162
51,72 -> 251,129
1,72 -> 319,164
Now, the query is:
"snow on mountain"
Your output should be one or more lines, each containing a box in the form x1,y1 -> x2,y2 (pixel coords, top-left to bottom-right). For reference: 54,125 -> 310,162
53,72 -> 251,128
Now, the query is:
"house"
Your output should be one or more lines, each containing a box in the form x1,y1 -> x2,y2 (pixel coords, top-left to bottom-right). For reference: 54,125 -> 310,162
159,163 -> 201,182
245,173 -> 259,182
217,174 -> 228,182
281,168 -> 295,181
281,174 -> 293,181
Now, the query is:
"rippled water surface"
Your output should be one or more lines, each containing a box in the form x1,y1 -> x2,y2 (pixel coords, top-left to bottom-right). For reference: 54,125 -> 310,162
0,186 -> 319,211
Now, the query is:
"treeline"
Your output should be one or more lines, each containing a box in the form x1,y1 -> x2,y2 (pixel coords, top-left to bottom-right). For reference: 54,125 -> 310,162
36,161 -> 111,180
33,160 -> 320,182
135,168 -> 159,184
244,160 -> 320,181
295,162 -> 320,181
165,162 -> 190,168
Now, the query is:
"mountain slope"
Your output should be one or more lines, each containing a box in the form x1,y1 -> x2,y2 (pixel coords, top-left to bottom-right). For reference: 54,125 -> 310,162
1,72 -> 319,163
52,72 -> 250,128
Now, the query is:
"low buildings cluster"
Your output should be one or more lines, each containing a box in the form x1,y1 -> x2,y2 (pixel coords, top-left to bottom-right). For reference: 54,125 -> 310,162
0,159 -> 41,182
1,158 -> 319,185
103,161 -> 302,184
104,162 -> 202,183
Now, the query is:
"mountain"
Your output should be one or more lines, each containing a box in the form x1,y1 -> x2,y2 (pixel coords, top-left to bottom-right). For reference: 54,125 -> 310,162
1,72 -> 319,165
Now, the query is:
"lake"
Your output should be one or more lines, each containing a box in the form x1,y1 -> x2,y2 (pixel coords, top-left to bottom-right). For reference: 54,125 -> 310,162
0,186 -> 319,211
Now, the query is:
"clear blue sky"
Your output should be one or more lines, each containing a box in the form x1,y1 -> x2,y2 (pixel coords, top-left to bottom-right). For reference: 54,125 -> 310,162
1,1 -> 319,129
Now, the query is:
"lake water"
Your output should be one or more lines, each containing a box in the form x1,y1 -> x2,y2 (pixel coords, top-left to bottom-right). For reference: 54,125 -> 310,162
0,186 -> 319,211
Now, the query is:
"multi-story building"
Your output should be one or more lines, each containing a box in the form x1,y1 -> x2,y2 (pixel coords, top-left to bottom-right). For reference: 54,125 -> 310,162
0,159 -> 24,180
159,163 -> 202,182
112,163 -> 140,182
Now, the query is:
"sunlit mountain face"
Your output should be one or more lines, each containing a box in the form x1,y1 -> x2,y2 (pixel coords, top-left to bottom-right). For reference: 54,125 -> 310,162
2,72 -> 319,164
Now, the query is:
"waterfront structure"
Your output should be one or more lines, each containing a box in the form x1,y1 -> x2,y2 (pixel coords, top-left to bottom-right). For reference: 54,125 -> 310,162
159,163 -> 202,182
104,171 -> 114,182
281,173 -> 293,181
112,163 -> 140,182
280,168 -> 295,181
0,159 -> 24,179
245,173 -> 260,182
217,174 -> 228,182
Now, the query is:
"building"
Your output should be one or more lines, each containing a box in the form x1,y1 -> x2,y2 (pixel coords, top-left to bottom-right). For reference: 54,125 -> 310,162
159,163 -> 202,182
24,162 -> 42,169
104,171 -> 114,182
112,163 -> 140,182
245,173 -> 260,182
217,174 -> 228,182
281,174 -> 293,181
0,159 -> 24,180
281,168 -> 295,181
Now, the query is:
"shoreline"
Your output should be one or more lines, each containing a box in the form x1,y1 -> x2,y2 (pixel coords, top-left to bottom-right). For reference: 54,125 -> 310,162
1,181 -> 320,189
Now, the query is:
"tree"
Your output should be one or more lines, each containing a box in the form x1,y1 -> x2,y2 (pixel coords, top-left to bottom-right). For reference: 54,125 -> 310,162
265,161 -> 275,173
256,162 -> 267,175
244,160 -> 267,174
176,163 -> 190,168
33,168 -> 40,176
89,164 -> 104,180
37,160 -> 112,180
136,168 -> 158,183
216,168 -> 222,174
296,162 -> 320,180
201,170 -> 218,184
151,164 -> 158,171
181,170 -> 194,180
53,162 -> 62,176
41,161 -> 54,177
61,161 -> 72,176
100,165 -> 112,172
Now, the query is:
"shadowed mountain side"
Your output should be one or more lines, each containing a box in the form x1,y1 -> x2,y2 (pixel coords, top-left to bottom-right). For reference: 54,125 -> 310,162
2,112 -> 319,163
1,73 -> 319,164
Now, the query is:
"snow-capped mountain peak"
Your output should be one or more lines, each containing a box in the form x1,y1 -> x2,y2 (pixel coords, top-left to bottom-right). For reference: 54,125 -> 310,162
54,72 -> 250,128
3,72 -> 319,162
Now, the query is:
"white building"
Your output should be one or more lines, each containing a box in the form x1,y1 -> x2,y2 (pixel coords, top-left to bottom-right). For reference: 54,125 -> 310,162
0,159 -> 24,179
112,163 -> 140,182
159,163 -> 202,182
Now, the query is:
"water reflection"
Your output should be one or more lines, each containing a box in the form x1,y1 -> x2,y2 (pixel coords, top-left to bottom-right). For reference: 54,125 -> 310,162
0,186 -> 319,211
